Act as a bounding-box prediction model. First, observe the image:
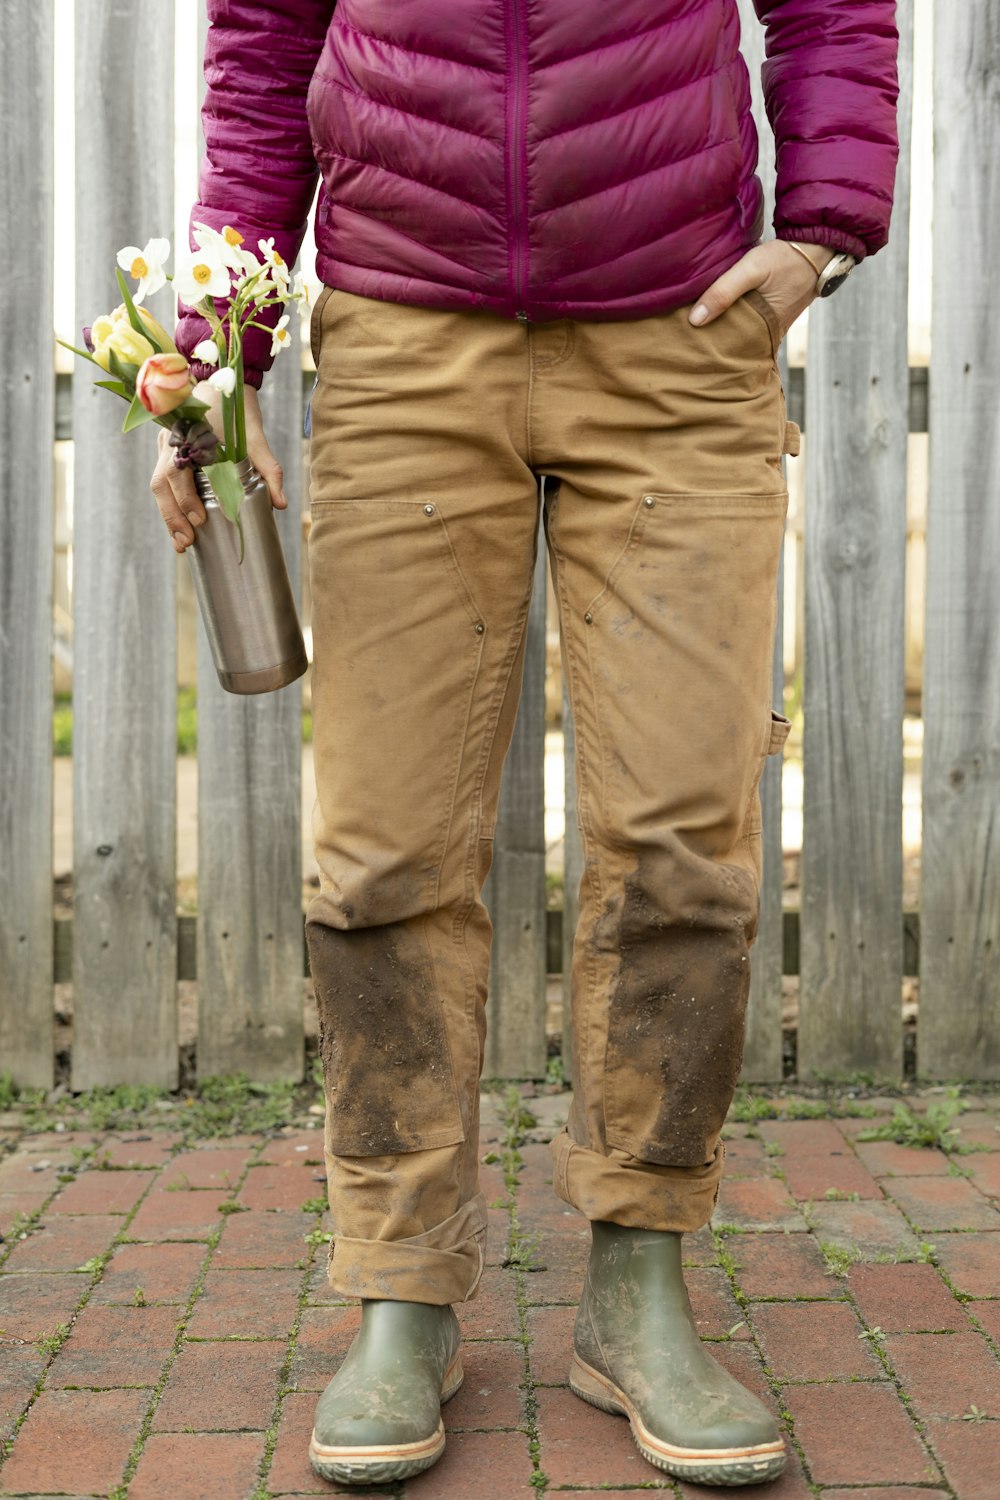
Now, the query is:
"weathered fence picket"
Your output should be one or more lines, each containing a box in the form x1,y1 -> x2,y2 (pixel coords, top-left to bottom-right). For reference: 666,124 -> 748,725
0,0 -> 55,1088
920,0 -> 1000,1079
192,8 -> 307,1080
71,0 -> 179,1089
798,3 -> 915,1081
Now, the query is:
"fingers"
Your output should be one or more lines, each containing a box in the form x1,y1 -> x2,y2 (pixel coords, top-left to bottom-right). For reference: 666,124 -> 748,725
689,260 -> 759,327
151,429 -> 207,554
244,395 -> 288,509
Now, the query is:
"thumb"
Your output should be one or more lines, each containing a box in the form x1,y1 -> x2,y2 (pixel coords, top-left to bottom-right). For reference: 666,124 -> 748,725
689,261 -> 757,328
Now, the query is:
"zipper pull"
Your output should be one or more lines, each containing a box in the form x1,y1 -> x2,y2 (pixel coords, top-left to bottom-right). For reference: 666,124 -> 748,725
515,310 -> 529,323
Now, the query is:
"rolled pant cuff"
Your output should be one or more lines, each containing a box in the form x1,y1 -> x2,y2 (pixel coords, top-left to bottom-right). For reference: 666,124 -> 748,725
327,1193 -> 488,1304
550,1129 -> 723,1233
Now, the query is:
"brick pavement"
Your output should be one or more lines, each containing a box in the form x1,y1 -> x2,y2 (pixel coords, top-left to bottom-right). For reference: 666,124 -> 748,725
0,1089 -> 998,1498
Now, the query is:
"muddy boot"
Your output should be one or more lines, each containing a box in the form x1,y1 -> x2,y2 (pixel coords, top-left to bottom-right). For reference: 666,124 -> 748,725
309,1298 -> 463,1486
570,1221 -> 785,1487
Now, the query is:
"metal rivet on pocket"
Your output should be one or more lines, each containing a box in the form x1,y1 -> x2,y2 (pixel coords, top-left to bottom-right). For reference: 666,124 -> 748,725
644,495 -> 655,507
584,611 -> 593,624
423,504 -> 436,515
474,622 -> 485,634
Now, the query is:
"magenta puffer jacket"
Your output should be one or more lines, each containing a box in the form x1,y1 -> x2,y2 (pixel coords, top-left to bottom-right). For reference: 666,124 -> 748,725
176,0 -> 899,387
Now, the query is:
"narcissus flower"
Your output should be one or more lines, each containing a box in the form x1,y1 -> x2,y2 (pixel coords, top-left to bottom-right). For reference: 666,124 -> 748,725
269,314 -> 292,356
116,237 -> 170,303
174,249 -> 232,306
193,221 -> 255,275
136,352 -> 195,415
208,366 -> 237,397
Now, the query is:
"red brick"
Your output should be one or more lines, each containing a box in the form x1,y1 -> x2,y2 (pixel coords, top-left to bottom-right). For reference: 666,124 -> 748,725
808,1200 -> 919,1260
853,1141 -> 951,1177
969,1299 -> 1000,1345
925,1416 -> 1000,1500
0,1387 -> 148,1494
0,1152 -> 73,1195
949,1111 -> 1000,1151
759,1120 -> 850,1152
518,1222 -> 589,1304
534,1385 -> 666,1488
456,1267 -> 520,1340
94,1132 -> 183,1168
405,1430 -> 536,1497
284,1305 -> 359,1392
779,1152 -> 883,1202
751,1300 -> 883,1381
848,1262 -> 966,1333
0,1190 -> 51,1232
50,1168 -> 154,1215
783,1383 -> 934,1486
129,1431 -> 264,1500
153,1338 -> 286,1432
212,1210 -> 315,1269
885,1175 -> 1000,1232
720,1134 -> 770,1176
682,1223 -> 719,1266
18,1131 -> 100,1152
126,1188 -> 230,1241
257,1130 -> 325,1166
821,1491 -> 950,1500
965,1152 -> 1000,1198
714,1177 -> 806,1232
885,1330 -> 1000,1419
527,1305 -> 575,1385
47,1303 -> 179,1389
303,1256 -> 349,1306
187,1268 -> 304,1340
160,1148 -> 253,1191
730,1233 -> 841,1300
90,1241 -> 206,1305
444,1339 -> 526,1430
0,1344 -> 46,1440
0,1271 -> 87,1340
686,1266 -> 751,1340
239,1165 -> 320,1212
1,1213 -> 120,1272
932,1233 -> 1000,1297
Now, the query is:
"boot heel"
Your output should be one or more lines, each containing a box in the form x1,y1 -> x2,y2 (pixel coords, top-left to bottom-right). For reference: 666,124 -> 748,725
441,1352 -> 464,1404
569,1354 -> 627,1417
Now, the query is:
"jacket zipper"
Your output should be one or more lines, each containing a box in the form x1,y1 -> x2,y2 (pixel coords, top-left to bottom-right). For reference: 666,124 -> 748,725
506,0 -> 529,318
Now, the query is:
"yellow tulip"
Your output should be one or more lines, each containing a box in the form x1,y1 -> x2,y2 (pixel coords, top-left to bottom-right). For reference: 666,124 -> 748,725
90,303 -> 175,372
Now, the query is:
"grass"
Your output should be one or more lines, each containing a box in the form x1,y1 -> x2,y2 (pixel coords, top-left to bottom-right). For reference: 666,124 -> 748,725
856,1087 -> 967,1150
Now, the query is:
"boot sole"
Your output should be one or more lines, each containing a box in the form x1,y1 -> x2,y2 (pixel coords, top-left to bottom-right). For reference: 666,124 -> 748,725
308,1351 -> 464,1486
569,1354 -> 786,1488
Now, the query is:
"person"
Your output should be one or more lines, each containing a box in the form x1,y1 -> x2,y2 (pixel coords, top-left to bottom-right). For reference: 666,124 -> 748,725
151,0 -> 899,1487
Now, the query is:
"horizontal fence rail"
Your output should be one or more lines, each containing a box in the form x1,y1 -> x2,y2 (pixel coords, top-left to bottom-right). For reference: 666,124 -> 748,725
3,0 -> 999,1091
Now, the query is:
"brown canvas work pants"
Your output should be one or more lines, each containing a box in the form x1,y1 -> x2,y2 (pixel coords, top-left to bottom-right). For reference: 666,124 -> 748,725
305,284 -> 796,1305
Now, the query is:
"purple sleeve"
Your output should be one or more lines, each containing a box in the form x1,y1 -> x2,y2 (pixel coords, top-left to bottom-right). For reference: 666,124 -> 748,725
751,0 -> 900,260
174,0 -> 335,387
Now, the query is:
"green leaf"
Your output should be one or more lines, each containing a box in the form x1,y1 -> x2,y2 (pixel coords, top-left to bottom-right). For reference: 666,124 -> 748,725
94,378 -> 130,402
55,336 -> 103,367
115,266 -> 152,343
202,459 -> 246,563
122,394 -> 157,433
106,347 -> 139,386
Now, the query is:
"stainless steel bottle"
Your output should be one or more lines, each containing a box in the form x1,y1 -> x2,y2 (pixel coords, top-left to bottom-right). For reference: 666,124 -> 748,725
187,456 -> 308,694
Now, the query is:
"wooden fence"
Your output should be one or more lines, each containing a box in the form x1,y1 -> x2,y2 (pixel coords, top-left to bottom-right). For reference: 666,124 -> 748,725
2,0 -> 997,1090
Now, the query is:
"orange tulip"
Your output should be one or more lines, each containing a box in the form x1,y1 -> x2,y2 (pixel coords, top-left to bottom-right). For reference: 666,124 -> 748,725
135,352 -> 194,415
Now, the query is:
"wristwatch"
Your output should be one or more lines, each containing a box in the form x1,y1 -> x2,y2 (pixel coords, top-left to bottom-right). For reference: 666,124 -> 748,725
787,241 -> 857,298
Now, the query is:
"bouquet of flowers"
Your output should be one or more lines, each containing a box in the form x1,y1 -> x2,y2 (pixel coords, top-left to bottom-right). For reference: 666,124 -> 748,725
58,225 -> 309,562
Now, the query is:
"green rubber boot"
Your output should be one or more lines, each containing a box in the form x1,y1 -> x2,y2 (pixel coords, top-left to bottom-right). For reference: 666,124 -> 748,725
309,1299 -> 463,1486
570,1221 -> 785,1487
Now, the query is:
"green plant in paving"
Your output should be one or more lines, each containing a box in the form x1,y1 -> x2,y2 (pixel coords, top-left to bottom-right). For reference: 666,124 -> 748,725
858,1326 -> 886,1348
301,1196 -> 327,1215
963,1404 -> 988,1422
856,1086 -> 965,1150
823,1188 -> 860,1202
35,1322 -> 70,1356
133,1286 -> 146,1307
818,1241 -> 858,1277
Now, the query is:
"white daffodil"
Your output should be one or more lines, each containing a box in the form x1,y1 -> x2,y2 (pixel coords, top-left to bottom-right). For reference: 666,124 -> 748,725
208,365 -> 237,396
116,237 -> 170,303
292,271 -> 311,306
193,338 -> 220,366
174,248 -> 232,307
193,221 -> 248,274
258,237 -> 290,294
269,315 -> 292,356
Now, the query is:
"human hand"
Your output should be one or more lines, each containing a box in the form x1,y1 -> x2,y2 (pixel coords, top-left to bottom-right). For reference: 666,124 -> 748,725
149,384 -> 288,555
688,240 -> 835,342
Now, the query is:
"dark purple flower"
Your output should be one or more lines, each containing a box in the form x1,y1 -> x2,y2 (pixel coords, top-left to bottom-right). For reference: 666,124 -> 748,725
82,325 -> 94,353
169,419 -> 220,470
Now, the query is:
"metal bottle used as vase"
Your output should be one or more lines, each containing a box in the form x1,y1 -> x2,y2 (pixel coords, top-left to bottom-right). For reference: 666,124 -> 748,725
187,455 -> 309,695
